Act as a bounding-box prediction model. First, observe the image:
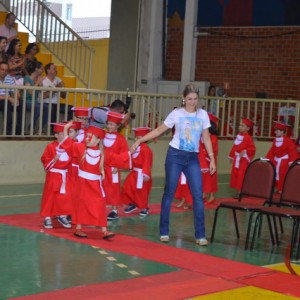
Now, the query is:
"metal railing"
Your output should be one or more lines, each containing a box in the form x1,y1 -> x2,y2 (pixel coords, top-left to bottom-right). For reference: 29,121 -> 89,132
2,0 -> 94,88
0,84 -> 299,140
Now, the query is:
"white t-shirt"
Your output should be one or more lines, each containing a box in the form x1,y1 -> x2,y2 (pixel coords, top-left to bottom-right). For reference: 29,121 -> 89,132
42,76 -> 63,104
164,107 -> 210,152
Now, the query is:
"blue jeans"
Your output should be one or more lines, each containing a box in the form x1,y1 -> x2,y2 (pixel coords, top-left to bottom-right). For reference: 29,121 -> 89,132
160,146 -> 205,239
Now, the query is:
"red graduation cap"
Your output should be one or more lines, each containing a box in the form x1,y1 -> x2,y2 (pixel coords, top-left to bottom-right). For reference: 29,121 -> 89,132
208,112 -> 219,124
242,117 -> 254,128
61,121 -> 82,131
72,107 -> 90,117
87,126 -> 105,139
70,121 -> 82,130
107,111 -> 124,124
274,121 -> 290,131
133,127 -> 151,137
51,123 -> 65,133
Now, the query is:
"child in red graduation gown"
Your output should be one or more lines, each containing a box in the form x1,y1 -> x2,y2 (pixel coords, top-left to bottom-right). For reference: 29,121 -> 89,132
228,117 -> 256,198
66,121 -> 82,223
199,113 -> 219,203
103,111 -> 130,221
122,127 -> 153,216
71,106 -> 90,143
174,173 -> 193,209
62,123 -> 115,239
265,121 -> 298,192
40,123 -> 73,229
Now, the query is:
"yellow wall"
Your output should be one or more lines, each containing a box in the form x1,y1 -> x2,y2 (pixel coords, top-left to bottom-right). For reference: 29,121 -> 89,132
39,39 -> 109,90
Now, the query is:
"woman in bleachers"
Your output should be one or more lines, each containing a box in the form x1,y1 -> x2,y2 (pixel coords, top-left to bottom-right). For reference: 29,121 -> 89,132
0,36 -> 7,63
6,38 -> 25,85
24,43 -> 40,75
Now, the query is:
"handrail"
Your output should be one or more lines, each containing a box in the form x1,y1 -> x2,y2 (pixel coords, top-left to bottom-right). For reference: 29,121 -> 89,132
0,84 -> 299,140
1,0 -> 94,88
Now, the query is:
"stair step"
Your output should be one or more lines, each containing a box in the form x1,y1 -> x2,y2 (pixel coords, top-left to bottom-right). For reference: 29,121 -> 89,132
63,76 -> 77,88
36,52 -> 52,66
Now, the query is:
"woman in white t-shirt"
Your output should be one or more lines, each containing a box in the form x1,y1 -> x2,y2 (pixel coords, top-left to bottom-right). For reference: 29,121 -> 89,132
130,84 -> 216,245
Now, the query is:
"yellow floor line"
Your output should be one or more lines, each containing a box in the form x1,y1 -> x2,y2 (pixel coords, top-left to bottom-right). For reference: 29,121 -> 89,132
192,286 -> 300,299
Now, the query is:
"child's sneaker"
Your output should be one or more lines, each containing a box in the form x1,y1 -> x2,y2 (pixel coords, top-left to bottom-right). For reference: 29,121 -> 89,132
57,215 -> 72,228
44,218 -> 53,229
139,208 -> 149,216
124,204 -> 137,213
107,211 -> 119,220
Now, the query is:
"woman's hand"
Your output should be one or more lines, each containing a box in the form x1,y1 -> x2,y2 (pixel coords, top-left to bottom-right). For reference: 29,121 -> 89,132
130,140 -> 141,154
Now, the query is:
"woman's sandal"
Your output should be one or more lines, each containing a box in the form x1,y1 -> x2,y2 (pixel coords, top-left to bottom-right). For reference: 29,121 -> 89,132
74,230 -> 88,238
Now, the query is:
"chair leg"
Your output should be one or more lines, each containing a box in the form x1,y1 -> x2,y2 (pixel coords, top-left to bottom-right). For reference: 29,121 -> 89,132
232,209 -> 240,239
266,215 -> 276,245
258,214 -> 263,238
290,219 -> 299,258
296,220 -> 300,260
245,211 -> 255,250
279,216 -> 284,234
210,207 -> 220,243
250,213 -> 261,251
272,215 -> 279,245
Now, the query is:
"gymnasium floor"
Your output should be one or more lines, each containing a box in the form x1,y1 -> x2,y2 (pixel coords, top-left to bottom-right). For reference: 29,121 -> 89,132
0,175 -> 300,300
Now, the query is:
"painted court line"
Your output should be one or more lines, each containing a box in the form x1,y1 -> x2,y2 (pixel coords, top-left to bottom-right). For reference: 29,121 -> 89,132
0,193 -> 41,199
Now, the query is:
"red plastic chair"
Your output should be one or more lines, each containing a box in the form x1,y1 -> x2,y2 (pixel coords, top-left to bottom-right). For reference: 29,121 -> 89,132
210,158 -> 276,249
250,162 -> 300,259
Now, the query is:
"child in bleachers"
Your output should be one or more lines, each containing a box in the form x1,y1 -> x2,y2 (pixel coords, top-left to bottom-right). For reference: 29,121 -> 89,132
123,127 -> 153,216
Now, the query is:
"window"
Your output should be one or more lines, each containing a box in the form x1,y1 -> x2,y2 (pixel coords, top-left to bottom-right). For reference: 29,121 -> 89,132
66,4 -> 72,21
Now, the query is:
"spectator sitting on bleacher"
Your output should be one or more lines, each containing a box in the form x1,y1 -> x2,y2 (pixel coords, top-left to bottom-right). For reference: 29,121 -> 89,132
24,43 -> 39,75
24,60 -> 45,134
0,13 -> 17,51
0,36 -> 8,63
6,38 -> 25,85
0,61 -> 21,135
41,63 -> 72,133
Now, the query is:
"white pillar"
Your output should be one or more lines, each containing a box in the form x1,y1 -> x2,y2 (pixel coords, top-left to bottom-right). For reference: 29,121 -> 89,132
180,0 -> 198,89
136,0 -> 164,92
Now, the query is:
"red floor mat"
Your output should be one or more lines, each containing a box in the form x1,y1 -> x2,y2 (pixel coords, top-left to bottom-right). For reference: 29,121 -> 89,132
1,212 -> 300,298
10,270 -> 243,300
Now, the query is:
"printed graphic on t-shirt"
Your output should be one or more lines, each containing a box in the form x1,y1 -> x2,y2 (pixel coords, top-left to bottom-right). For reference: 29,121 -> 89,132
178,117 -> 202,151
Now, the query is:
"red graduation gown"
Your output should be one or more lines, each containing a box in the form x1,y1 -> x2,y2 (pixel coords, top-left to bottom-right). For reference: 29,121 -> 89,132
228,132 -> 256,191
61,137 -> 107,227
199,134 -> 218,193
266,136 -> 298,191
122,143 -> 153,209
40,141 -> 73,217
103,132 -> 129,206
